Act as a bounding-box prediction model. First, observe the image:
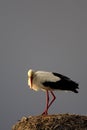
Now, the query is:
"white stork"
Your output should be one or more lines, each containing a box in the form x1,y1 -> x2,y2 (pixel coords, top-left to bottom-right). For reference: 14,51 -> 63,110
28,69 -> 79,115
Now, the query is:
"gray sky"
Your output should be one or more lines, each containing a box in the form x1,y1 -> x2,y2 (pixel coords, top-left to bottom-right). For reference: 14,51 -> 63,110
0,1 -> 87,129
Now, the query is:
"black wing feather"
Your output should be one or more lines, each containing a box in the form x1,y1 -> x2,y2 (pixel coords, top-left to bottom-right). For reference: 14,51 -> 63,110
53,72 -> 70,80
42,72 -> 79,93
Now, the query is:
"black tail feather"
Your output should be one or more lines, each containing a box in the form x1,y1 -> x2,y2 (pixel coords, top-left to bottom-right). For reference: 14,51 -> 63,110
70,82 -> 79,93
72,89 -> 79,93
43,77 -> 79,93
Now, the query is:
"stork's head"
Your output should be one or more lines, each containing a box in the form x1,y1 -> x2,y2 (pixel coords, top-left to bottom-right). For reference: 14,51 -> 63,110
28,69 -> 34,88
28,69 -> 34,78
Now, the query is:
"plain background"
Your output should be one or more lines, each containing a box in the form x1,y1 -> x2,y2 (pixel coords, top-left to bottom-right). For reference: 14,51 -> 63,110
0,1 -> 87,129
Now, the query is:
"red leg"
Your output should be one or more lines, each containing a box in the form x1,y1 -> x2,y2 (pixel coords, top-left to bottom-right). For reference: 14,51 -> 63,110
47,91 -> 56,109
42,90 -> 49,115
42,90 -> 56,115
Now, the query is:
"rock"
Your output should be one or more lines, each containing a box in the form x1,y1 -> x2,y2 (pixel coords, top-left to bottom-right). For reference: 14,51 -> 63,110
12,113 -> 87,130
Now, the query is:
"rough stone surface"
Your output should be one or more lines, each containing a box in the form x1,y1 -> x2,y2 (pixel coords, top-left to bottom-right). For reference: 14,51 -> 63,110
12,114 -> 87,130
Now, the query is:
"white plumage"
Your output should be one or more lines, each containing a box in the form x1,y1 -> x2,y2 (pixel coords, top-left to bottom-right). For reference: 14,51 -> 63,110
28,70 -> 60,91
28,69 -> 79,115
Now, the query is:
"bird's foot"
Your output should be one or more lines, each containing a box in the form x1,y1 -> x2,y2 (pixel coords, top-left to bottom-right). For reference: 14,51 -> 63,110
42,111 -> 48,115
